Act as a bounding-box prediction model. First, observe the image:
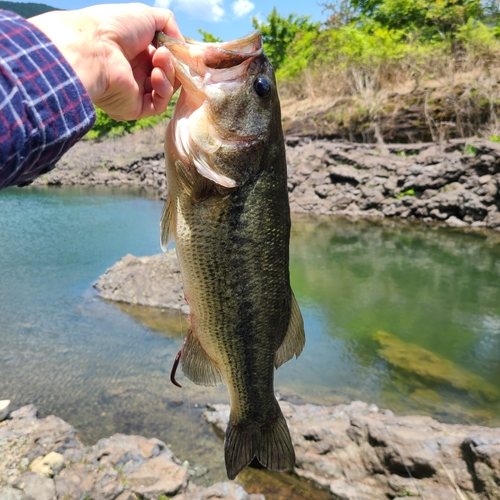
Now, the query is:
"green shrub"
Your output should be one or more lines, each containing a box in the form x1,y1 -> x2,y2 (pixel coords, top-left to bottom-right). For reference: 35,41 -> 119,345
85,92 -> 178,140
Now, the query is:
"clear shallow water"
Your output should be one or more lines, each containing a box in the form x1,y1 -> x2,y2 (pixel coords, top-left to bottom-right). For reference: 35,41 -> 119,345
1,186 -> 500,491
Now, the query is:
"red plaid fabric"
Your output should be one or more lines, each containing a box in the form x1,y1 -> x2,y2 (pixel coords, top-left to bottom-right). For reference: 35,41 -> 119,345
0,10 -> 96,189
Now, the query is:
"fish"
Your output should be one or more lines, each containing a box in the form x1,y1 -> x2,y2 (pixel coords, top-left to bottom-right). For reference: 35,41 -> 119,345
154,30 -> 305,480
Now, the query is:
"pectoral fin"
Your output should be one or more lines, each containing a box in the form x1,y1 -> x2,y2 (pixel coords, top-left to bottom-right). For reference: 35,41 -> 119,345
192,152 -> 237,188
181,327 -> 223,386
274,291 -> 305,369
160,197 -> 174,252
175,159 -> 216,202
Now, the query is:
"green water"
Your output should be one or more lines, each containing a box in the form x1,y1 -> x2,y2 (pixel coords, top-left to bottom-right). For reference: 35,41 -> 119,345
1,187 -> 500,490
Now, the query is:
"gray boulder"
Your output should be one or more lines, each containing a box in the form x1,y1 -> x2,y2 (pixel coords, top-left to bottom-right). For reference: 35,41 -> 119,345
94,250 -> 188,314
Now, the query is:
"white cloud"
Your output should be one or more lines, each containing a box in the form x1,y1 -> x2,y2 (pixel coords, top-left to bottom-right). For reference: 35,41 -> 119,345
232,0 -> 254,18
154,0 -> 172,8
159,0 -> 225,22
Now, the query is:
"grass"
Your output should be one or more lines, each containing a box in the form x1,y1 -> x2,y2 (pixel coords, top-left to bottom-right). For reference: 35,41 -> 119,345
464,144 -> 477,155
397,188 -> 415,199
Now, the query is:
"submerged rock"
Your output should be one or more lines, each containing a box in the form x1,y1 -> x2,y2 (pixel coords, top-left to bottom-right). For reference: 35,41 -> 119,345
205,400 -> 500,500
373,330 -> 500,403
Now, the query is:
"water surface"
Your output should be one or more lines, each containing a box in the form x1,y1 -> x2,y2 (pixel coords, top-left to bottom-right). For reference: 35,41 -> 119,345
1,186 -> 499,490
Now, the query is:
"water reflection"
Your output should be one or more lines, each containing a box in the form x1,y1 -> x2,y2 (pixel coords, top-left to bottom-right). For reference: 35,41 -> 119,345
110,301 -> 188,338
283,216 -> 500,424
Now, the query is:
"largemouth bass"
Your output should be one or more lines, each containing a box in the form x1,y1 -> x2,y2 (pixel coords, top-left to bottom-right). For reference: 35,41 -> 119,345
154,30 -> 305,480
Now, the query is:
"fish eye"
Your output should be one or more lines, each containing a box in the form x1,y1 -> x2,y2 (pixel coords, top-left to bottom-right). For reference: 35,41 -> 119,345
253,77 -> 271,98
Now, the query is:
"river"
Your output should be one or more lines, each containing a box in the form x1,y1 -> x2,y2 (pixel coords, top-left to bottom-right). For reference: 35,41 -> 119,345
1,186 -> 499,490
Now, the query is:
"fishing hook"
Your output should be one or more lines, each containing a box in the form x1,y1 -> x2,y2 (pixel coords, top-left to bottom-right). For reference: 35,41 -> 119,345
170,349 -> 182,388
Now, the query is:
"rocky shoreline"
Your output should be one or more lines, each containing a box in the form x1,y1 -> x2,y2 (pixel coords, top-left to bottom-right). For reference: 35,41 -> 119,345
0,404 -> 264,500
205,400 -> 500,500
1,401 -> 500,500
32,127 -> 500,231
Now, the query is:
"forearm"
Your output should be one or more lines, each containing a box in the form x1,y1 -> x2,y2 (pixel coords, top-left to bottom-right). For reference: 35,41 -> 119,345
0,10 -> 96,189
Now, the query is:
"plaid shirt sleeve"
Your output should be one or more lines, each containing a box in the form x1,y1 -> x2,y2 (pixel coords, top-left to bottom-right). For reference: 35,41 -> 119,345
0,10 -> 96,189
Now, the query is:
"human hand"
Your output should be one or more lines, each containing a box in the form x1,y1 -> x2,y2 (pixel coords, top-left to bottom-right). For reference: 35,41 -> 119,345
29,3 -> 183,121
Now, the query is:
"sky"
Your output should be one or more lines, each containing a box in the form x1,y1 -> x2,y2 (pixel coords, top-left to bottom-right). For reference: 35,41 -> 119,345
19,0 -> 325,41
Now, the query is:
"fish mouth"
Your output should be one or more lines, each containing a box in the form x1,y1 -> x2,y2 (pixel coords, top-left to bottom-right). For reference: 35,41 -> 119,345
154,31 -> 265,189
153,30 -> 263,91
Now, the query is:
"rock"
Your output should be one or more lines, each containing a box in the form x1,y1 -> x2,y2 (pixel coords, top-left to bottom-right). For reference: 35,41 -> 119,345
486,208 -> 500,228
205,400 -> 500,500
0,487 -> 34,500
12,472 -> 56,500
94,250 -> 188,313
127,454 -> 188,499
0,405 -> 84,487
172,481 -> 258,500
329,478 -> 382,500
28,127 -> 500,231
0,401 -> 10,422
9,405 -> 37,420
446,215 -> 469,227
32,126 -> 167,195
462,435 -> 500,499
30,452 -> 64,477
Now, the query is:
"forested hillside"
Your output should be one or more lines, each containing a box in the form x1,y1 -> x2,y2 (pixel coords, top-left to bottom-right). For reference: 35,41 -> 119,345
0,1 -> 58,17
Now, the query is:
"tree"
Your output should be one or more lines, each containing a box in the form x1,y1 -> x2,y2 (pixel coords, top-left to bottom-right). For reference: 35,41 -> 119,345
481,0 -> 500,27
320,0 -> 358,28
197,29 -> 223,43
348,0 -> 484,40
251,8 -> 320,70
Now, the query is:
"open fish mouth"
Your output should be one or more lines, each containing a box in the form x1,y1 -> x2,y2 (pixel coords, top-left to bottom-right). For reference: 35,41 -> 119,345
154,30 -> 263,91
154,30 -> 270,188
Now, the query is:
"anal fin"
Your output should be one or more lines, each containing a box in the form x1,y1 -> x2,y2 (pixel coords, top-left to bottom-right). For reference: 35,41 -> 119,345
181,327 -> 223,386
274,291 -> 305,369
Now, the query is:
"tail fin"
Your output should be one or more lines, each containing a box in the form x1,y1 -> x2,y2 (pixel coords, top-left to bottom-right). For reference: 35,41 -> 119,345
224,400 -> 295,479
